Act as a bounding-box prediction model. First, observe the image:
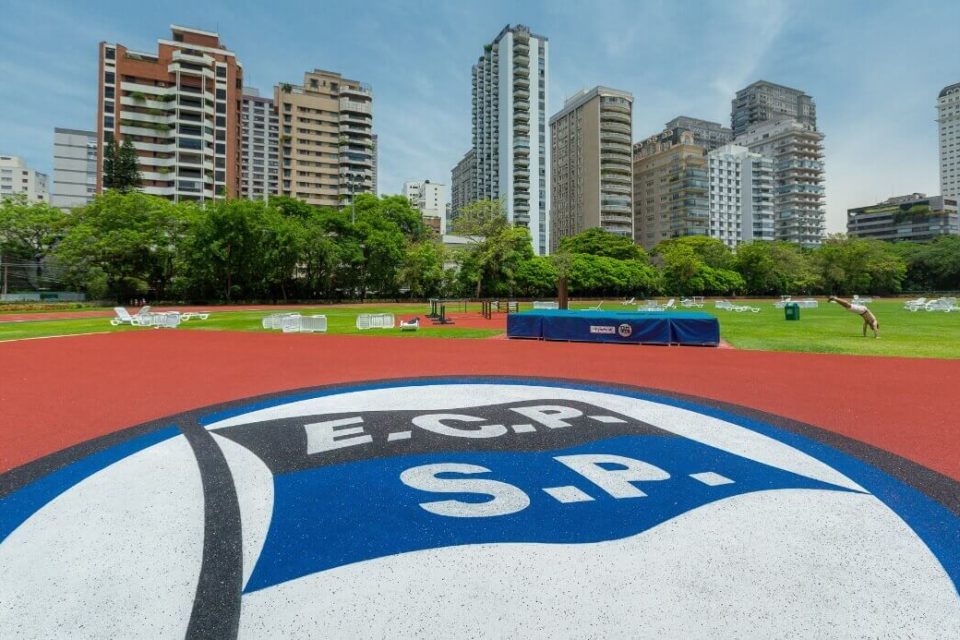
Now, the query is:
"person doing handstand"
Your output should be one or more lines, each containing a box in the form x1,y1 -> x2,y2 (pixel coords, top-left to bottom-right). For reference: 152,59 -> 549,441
828,296 -> 879,338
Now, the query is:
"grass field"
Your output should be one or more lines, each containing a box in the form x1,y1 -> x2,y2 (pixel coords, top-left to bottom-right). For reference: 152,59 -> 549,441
2,299 -> 959,359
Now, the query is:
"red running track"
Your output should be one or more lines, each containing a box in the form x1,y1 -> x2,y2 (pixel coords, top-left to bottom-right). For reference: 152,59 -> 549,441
1,331 -> 958,480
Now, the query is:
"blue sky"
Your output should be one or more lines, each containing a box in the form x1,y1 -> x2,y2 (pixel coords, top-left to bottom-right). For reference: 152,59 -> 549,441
1,0 -> 957,232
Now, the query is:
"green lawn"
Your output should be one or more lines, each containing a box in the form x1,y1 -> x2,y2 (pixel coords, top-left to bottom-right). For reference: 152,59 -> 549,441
0,304 -> 501,342
1,299 -> 958,359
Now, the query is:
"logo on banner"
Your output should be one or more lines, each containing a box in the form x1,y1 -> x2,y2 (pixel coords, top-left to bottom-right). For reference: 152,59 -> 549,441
1,379 -> 958,638
589,325 -> 616,334
617,323 -> 633,337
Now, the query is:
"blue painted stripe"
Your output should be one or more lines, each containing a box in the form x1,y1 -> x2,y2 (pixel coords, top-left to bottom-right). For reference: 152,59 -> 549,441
0,426 -> 181,543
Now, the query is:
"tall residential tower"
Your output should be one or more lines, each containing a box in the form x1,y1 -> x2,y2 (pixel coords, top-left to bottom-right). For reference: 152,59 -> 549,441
275,69 -> 374,208
97,25 -> 243,201
471,24 -> 550,254
732,81 -> 824,246
731,80 -> 816,138
938,82 -> 960,200
239,88 -> 279,201
549,86 -> 633,251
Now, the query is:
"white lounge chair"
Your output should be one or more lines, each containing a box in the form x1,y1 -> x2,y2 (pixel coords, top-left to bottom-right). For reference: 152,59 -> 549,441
904,297 -> 927,311
151,311 -> 181,328
181,311 -> 210,321
582,301 -> 604,311
641,298 -> 674,311
262,313 -> 298,329
925,297 -> 958,312
533,301 -> 559,310
852,295 -> 873,305
400,317 -> 420,331
621,297 -> 635,306
681,296 -> 704,308
110,307 -> 151,326
298,315 -> 328,332
356,313 -> 395,330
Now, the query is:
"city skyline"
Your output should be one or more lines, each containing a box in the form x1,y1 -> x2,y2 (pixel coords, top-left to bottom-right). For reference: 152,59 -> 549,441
1,0 -> 958,233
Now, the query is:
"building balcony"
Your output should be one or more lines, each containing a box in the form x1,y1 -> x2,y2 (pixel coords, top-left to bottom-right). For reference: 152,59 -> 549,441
514,110 -> 529,123
513,53 -> 529,66
601,122 -> 631,135
514,75 -> 529,88
600,131 -> 632,145
604,173 -> 631,185
171,49 -> 215,66
339,98 -> 372,115
167,63 -> 215,80
341,84 -> 373,99
514,99 -> 530,111
602,183 -> 632,195
600,102 -> 630,115
601,111 -> 632,125
120,124 -> 174,138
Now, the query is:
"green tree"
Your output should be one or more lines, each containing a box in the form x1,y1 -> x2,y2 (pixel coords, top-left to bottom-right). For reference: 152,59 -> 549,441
102,138 -> 142,193
55,192 -> 185,301
398,241 -> 446,298
894,236 -> 960,291
813,235 -> 906,294
558,228 -> 648,261
654,238 -> 742,295
448,199 -> 517,297
735,241 -> 820,295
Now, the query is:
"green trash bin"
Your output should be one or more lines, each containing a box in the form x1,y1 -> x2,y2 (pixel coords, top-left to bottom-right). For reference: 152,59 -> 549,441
784,302 -> 800,321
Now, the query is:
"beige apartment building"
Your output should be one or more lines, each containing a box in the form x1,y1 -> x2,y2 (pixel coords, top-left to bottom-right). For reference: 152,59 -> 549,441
632,130 -> 709,250
549,86 -> 633,251
97,25 -> 244,201
274,69 -> 374,207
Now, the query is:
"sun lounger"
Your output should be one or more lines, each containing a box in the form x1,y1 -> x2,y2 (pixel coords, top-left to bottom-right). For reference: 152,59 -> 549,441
400,317 -> 420,331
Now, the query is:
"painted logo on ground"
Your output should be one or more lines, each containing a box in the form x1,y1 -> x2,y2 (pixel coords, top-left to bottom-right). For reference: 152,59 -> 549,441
1,378 -> 958,639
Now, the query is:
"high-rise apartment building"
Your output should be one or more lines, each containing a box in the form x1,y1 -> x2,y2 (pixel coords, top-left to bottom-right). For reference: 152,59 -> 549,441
97,25 -> 243,201
51,129 -> 97,208
632,131 -> 708,250
847,193 -> 959,242
938,82 -> 960,200
275,69 -> 374,208
239,88 -> 279,201
707,144 -> 774,248
403,180 -> 447,234
664,116 -> 732,151
471,24 -> 550,254
371,134 -> 378,195
0,155 -> 48,203
734,116 -> 825,246
450,149 -> 476,227
549,86 -> 633,251
731,80 -> 816,138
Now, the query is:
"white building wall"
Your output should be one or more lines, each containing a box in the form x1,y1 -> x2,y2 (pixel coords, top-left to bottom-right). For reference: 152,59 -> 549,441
708,144 -> 774,248
403,180 -> 447,233
939,84 -> 960,200
52,129 -> 97,209
472,25 -> 550,255
0,155 -> 49,204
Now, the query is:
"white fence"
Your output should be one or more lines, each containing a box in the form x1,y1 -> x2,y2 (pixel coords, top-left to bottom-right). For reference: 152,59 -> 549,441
533,301 -> 559,310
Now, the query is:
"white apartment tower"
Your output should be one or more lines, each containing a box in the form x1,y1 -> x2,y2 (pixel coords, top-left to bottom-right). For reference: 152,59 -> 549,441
938,83 -> 960,200
403,180 -> 447,233
52,129 -> 98,208
707,144 -> 774,248
240,88 -> 279,200
471,24 -> 550,254
734,116 -> 825,247
0,155 -> 49,203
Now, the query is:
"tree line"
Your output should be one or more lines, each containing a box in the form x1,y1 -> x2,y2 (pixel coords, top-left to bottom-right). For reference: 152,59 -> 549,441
1,193 -> 958,302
